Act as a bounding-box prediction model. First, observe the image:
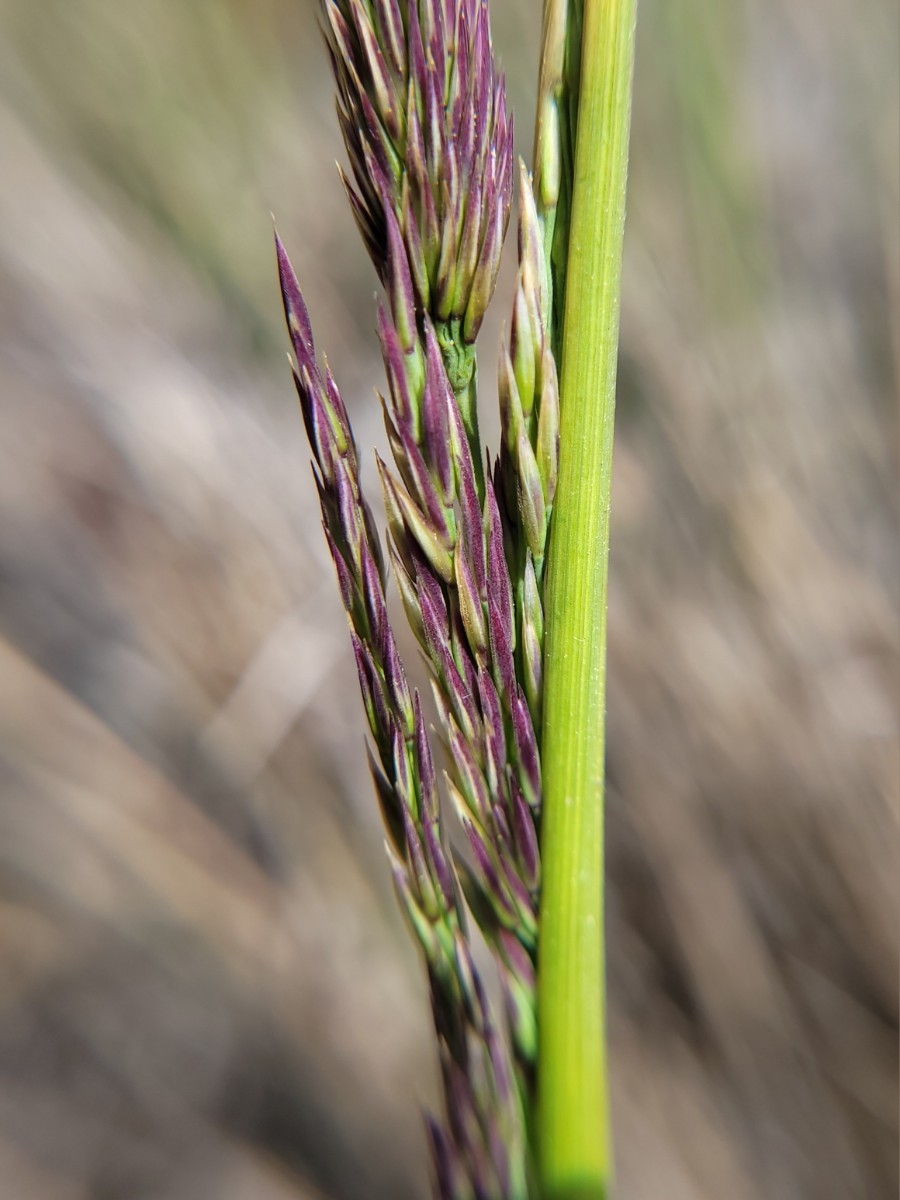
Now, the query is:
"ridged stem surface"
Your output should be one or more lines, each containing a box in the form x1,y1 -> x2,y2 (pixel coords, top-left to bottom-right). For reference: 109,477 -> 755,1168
536,0 -> 636,1195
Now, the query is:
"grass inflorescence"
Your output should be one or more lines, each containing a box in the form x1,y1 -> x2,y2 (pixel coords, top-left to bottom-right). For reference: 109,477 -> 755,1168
277,2 -> 636,1195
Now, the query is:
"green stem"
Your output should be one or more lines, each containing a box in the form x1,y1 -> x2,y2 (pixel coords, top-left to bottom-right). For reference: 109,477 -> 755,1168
536,0 -> 636,1196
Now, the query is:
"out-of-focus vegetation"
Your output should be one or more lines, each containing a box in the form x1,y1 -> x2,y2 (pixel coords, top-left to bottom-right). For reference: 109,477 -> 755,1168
0,1 -> 896,1197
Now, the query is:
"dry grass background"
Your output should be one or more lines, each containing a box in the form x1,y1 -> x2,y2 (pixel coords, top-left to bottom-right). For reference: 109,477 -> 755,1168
0,1 -> 897,1197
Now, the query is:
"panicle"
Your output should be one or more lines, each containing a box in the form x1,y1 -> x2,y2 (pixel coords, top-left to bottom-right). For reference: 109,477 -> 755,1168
280,5 -> 558,1193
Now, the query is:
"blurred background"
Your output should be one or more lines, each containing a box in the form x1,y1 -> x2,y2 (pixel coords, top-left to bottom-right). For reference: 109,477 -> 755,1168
0,0 -> 897,1197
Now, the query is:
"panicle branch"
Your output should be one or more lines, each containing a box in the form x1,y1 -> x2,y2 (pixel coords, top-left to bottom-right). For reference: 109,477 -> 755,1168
325,0 -> 513,346
532,0 -> 583,355
324,0 -> 514,479
278,233 -> 528,1198
495,163 -> 559,730
376,301 -> 542,1064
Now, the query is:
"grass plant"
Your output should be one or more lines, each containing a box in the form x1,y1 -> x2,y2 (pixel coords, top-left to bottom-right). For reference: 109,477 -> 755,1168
277,2 -> 636,1194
